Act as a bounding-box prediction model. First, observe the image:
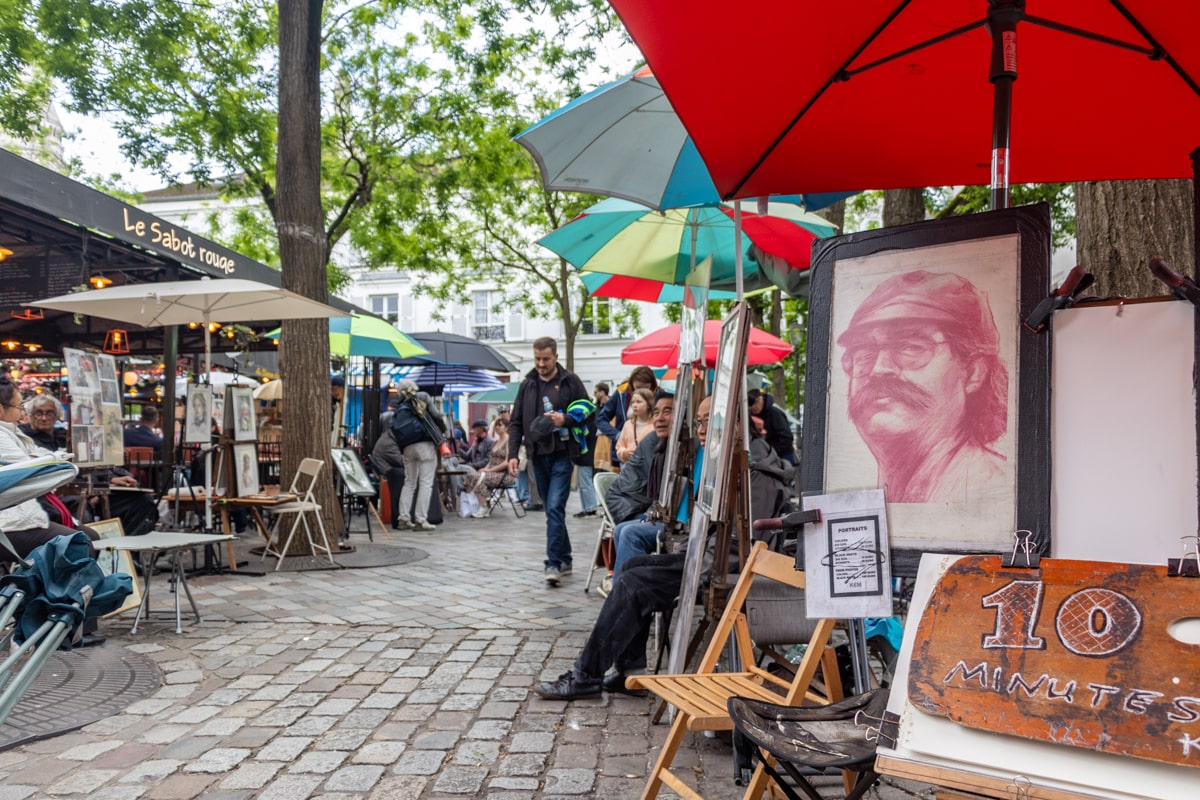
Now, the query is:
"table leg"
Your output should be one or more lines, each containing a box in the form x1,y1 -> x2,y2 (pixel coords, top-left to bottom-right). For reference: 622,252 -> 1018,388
251,508 -> 271,543
131,549 -> 155,635
218,505 -> 238,572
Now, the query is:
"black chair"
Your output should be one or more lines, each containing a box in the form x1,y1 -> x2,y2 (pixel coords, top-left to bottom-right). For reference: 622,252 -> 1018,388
476,476 -> 526,519
727,689 -> 890,800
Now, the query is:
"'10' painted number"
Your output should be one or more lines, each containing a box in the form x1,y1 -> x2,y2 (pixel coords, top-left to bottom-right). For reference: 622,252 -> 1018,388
981,580 -> 1143,656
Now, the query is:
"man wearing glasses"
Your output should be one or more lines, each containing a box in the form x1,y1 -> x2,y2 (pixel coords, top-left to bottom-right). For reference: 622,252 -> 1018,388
837,269 -> 1008,503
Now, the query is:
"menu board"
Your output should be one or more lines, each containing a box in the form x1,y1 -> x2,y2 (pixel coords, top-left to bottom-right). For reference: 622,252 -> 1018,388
64,347 -> 124,467
0,246 -> 88,311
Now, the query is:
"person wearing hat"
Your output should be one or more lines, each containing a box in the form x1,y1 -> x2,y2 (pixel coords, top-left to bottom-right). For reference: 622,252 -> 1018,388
464,419 -> 493,470
330,375 -> 346,446
836,269 -> 1009,503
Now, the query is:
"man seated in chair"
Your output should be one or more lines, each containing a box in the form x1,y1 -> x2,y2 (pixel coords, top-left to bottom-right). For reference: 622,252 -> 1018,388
533,395 -> 744,701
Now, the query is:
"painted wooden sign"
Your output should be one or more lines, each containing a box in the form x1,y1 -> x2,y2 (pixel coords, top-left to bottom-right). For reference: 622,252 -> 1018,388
908,555 -> 1200,770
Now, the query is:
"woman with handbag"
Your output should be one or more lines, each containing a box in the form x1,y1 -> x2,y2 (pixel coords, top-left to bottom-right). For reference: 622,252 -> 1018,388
389,379 -> 445,531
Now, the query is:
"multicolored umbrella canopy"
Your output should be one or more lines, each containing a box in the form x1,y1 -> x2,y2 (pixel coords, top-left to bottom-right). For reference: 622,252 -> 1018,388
539,198 -> 835,288
515,66 -> 856,211
405,363 -> 504,396
265,313 -> 428,359
578,272 -> 739,304
622,320 -> 794,368
609,2 -> 1200,201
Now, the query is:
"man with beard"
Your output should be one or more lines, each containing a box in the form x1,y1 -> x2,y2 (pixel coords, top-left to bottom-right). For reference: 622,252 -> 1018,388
837,269 -> 1008,503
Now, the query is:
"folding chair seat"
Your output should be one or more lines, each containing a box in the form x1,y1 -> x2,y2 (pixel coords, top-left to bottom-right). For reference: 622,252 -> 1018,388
727,689 -> 890,800
263,458 -> 337,571
476,475 -> 526,519
584,471 -> 619,594
626,542 -> 838,800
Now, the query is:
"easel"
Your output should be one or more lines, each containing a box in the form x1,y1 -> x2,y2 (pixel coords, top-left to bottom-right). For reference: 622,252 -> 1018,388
74,467 -> 112,523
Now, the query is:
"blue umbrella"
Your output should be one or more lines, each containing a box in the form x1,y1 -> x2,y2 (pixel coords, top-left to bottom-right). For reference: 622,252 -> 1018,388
402,364 -> 504,396
515,67 -> 857,211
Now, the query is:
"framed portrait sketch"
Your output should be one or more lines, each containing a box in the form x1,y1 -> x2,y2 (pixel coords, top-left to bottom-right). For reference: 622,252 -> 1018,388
89,517 -> 144,618
332,448 -> 375,496
184,384 -> 212,444
227,387 -> 257,442
801,204 -> 1052,574
697,302 -> 751,520
232,443 -> 259,498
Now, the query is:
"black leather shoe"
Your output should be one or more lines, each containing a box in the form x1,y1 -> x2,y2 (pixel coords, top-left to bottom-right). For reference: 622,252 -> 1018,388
77,633 -> 107,648
573,509 -> 598,518
533,671 -> 601,700
603,672 -> 648,697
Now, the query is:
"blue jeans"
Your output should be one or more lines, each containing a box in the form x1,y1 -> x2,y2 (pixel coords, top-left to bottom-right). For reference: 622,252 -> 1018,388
517,468 -> 530,504
613,519 -> 663,579
577,465 -> 597,512
532,452 -> 574,569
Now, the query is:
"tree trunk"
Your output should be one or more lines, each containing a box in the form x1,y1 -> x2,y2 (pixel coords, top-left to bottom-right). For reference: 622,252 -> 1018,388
884,188 -> 925,227
769,290 -> 785,399
1075,179 -> 1194,298
277,0 -> 342,554
815,199 -> 846,234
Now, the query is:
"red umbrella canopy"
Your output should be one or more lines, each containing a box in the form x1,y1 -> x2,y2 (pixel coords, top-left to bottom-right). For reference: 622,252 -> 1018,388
622,320 -> 793,368
608,1 -> 1200,198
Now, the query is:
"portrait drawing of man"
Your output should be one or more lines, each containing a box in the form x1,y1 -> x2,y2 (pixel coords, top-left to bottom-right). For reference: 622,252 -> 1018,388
836,269 -> 1008,504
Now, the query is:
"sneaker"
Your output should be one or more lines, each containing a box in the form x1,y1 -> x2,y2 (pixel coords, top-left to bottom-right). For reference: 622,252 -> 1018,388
603,671 -> 648,697
544,565 -> 561,586
470,509 -> 491,519
573,508 -> 598,518
597,572 -> 613,597
393,520 -> 413,531
559,562 -> 572,575
413,521 -> 436,532
533,671 -> 601,700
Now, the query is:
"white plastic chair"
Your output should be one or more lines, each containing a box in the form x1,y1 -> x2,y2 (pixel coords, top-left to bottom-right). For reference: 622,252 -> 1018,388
262,458 -> 337,571
584,471 -> 619,594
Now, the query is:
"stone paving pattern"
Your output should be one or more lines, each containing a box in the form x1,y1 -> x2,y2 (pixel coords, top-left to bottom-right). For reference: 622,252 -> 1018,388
0,493 -> 936,799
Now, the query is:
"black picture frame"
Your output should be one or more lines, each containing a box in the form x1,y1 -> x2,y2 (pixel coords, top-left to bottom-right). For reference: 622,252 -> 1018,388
801,204 -> 1052,575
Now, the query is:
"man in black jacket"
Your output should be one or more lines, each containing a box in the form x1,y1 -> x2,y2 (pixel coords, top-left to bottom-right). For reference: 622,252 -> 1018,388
748,389 -> 795,463
507,336 -> 594,587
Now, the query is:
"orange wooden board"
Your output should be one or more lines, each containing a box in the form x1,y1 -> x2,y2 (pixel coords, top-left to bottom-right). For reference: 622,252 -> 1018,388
908,555 -> 1200,770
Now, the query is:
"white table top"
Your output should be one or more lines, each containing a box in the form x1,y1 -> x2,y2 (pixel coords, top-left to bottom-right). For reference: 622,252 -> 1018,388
95,531 -> 233,551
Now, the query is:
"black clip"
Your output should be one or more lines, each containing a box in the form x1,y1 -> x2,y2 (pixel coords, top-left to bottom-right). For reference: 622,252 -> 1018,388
865,709 -> 899,749
1168,536 -> 1200,577
1023,265 -> 1095,333
1002,529 -> 1041,569
1149,257 -> 1200,308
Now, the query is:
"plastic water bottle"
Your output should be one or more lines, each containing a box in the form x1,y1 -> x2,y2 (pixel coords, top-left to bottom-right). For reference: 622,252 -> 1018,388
543,395 -> 568,440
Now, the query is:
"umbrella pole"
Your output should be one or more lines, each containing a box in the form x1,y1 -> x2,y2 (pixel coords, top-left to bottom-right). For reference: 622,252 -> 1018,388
734,200 -> 745,299
203,320 -> 214,531
988,1 -> 1021,210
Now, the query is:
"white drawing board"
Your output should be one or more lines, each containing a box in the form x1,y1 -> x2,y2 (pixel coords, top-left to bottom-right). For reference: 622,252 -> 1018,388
878,554 -> 1197,800
1051,299 -> 1198,564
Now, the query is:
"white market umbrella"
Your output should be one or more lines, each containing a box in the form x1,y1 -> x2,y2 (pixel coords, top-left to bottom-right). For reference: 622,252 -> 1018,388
32,278 -> 347,530
253,380 -> 283,401
30,278 -> 349,377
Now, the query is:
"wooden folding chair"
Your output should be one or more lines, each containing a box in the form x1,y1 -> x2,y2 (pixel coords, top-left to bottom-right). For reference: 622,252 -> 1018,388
627,542 -> 837,800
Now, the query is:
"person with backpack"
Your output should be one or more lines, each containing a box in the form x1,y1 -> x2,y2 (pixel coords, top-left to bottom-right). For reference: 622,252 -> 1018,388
390,379 -> 445,531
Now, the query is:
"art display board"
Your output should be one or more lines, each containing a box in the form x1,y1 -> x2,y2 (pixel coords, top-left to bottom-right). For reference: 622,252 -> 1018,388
800,488 -> 892,618
232,443 -> 259,498
875,553 -> 1197,800
697,302 -> 751,519
89,517 -> 144,617
802,205 -> 1052,574
184,384 -> 212,444
332,447 -> 374,496
1051,298 -> 1198,565
63,348 -> 123,467
226,386 -> 257,442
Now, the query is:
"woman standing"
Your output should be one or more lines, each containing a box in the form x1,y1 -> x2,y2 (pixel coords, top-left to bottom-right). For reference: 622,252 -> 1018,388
614,388 -> 655,463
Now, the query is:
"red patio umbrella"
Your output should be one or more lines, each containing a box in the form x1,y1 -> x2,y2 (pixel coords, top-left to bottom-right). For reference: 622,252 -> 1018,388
622,320 -> 793,368
608,1 -> 1200,207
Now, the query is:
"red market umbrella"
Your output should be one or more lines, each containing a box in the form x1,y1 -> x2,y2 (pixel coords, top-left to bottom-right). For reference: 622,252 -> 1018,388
622,320 -> 793,368
609,1 -> 1200,206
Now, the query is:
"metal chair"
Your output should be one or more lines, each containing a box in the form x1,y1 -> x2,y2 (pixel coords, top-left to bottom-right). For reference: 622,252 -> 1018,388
475,474 -> 527,519
584,470 -> 619,593
262,458 -> 337,571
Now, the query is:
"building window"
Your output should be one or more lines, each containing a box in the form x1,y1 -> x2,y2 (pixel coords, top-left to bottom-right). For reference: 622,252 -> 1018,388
369,294 -> 399,323
580,297 -> 613,336
472,290 -> 505,341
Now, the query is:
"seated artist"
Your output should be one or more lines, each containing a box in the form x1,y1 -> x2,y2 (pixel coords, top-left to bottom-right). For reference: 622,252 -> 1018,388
532,398 -> 793,701
23,393 -> 159,538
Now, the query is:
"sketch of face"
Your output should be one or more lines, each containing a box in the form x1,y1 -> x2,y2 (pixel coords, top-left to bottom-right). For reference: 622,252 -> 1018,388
191,393 -> 206,420
843,321 -> 979,449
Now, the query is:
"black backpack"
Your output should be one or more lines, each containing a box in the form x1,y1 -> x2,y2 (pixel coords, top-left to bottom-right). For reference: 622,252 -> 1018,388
390,401 -> 429,449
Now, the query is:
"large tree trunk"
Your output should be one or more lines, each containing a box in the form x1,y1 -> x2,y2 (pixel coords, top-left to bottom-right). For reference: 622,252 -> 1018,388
884,188 -> 925,227
277,0 -> 342,553
1075,179 -> 1194,298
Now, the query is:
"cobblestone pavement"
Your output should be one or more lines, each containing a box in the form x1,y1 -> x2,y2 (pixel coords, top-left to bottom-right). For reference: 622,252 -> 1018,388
0,494 -> 935,800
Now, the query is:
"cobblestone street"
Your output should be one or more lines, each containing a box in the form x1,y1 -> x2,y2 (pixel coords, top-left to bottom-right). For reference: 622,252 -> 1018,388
0,497 -> 933,800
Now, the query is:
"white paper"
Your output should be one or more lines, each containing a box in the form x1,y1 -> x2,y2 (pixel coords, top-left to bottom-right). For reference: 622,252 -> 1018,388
802,488 -> 892,618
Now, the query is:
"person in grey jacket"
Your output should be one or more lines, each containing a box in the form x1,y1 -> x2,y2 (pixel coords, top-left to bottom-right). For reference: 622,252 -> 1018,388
373,402 -> 406,528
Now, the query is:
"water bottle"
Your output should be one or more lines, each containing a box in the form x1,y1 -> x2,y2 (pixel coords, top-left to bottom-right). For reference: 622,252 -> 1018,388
543,395 -> 569,440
